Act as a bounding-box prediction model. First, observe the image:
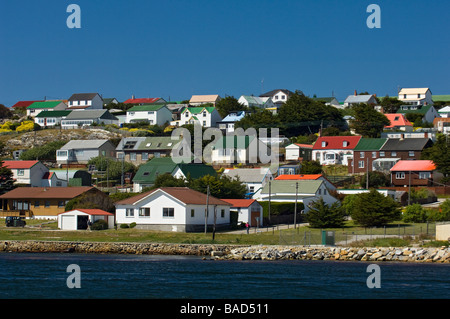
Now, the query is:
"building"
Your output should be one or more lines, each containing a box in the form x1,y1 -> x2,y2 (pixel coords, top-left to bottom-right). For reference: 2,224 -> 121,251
2,160 -> 53,187
312,136 -> 362,166
383,113 -> 414,132
11,100 -> 44,111
222,167 -> 273,197
347,138 -> 388,174
433,117 -> 450,134
390,160 -> 437,187
237,95 -> 274,109
274,174 -> 337,192
125,104 -> 173,125
114,187 -> 231,232
285,143 -> 313,161
102,98 -> 119,106
0,186 -> 104,219
61,109 -> 119,129
398,88 -> 433,106
67,93 -> 104,110
123,97 -> 166,105
34,110 -> 72,127
116,136 -> 179,165
26,101 -> 67,117
172,106 -> 222,127
210,135 -> 271,165
217,111 -> 246,133
58,209 -> 115,230
259,89 -> 294,107
343,93 -> 377,107
312,97 -> 341,108
189,95 -> 221,106
437,106 -> 450,118
56,139 -> 116,165
221,199 -> 263,227
396,104 -> 439,123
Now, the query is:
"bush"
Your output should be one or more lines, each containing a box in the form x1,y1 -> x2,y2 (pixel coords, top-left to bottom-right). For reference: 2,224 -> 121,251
120,223 -> 129,229
259,201 -> 304,218
306,198 -> 346,228
129,222 -> 137,228
402,204 -> 428,223
91,219 -> 108,230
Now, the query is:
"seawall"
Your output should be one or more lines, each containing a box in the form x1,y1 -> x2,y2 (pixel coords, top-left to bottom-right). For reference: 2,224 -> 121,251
1,241 -> 449,263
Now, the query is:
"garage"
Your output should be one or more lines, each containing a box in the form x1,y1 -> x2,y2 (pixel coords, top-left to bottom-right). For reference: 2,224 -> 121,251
58,209 -> 115,230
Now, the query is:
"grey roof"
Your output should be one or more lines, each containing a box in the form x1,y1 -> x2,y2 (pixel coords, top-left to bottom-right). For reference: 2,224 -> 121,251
344,95 -> 376,104
222,168 -> 270,183
116,137 -> 146,151
380,138 -> 432,151
68,93 -> 101,101
261,180 -> 323,195
116,136 -> 180,151
64,109 -> 118,120
260,89 -> 295,97
59,139 -> 112,150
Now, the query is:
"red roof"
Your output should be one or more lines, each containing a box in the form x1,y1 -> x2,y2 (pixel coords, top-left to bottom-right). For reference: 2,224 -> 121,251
221,199 -> 259,208
0,186 -> 94,199
384,114 -> 413,128
295,143 -> 313,148
313,136 -> 361,150
11,100 -> 44,108
2,160 -> 40,169
61,209 -> 114,216
123,98 -> 162,104
275,174 -> 322,180
390,160 -> 436,172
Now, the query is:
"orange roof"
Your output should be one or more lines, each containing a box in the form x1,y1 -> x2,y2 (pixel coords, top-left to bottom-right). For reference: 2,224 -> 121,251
61,209 -> 113,216
295,143 -> 313,148
2,160 -> 40,169
384,114 -> 413,128
0,186 -> 94,199
390,160 -> 436,172
221,199 -> 258,208
275,174 -> 322,180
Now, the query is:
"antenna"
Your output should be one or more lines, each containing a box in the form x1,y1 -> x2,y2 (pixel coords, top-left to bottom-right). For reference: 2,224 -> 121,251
261,78 -> 264,94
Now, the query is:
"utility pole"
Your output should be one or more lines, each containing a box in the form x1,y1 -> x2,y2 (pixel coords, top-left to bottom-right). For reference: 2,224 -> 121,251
408,170 -> 411,206
268,181 -> 271,223
212,205 -> 217,241
366,157 -> 369,189
294,182 -> 298,229
204,185 -> 210,234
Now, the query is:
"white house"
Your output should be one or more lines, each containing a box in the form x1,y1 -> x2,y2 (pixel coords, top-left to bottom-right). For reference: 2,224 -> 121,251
114,187 -> 232,232
217,111 -> 246,133
221,199 -> 263,228
343,94 -> 378,107
210,135 -> 271,165
26,101 -> 67,117
34,110 -> 72,127
396,104 -> 439,123
285,143 -> 313,161
171,106 -> 222,127
398,88 -> 433,106
312,136 -> 362,166
56,139 -> 116,164
438,106 -> 450,118
222,167 -> 273,197
58,209 -> 115,230
60,109 -> 119,129
238,95 -> 275,109
2,160 -> 50,187
67,93 -> 104,110
125,104 -> 173,125
259,89 -> 294,106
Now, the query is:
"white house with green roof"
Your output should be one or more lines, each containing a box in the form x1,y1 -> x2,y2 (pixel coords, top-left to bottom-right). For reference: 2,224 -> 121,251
125,104 -> 173,125
238,95 -> 274,109
26,101 -> 67,117
171,106 -> 222,127
34,110 -> 72,127
396,104 -> 439,123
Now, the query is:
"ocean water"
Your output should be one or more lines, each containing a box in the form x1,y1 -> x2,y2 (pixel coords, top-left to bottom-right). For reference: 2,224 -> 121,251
0,252 -> 449,301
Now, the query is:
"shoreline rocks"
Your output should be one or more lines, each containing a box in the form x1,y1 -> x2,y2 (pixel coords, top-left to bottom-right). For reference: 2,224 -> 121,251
1,241 -> 449,263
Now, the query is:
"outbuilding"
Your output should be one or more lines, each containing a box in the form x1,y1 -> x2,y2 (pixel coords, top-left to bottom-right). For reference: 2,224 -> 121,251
58,209 -> 115,230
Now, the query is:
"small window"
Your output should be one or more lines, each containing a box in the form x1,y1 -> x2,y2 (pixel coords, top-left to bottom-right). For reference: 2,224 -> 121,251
163,207 -> 174,218
126,208 -> 134,217
45,200 -> 50,207
396,172 -> 405,179
139,207 -> 150,217
58,201 -> 65,207
146,143 -> 152,147
221,209 -> 225,218
379,151 -> 385,157
34,201 -> 40,207
321,141 -> 326,147
372,152 -> 377,158
409,151 -> 414,157
391,151 -> 397,157
358,160 -> 364,168
419,172 -> 430,179
191,209 -> 195,218
17,169 -> 24,176
360,152 -> 365,158
343,141 -> 348,147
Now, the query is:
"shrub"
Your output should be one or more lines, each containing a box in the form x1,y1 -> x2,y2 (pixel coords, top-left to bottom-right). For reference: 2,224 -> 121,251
259,201 -> 304,217
129,222 -> 137,228
403,204 -> 428,223
120,223 -> 129,229
91,219 -> 108,230
306,198 -> 346,228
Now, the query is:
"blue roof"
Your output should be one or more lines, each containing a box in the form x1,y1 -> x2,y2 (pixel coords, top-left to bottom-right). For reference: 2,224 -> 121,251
221,111 -> 246,122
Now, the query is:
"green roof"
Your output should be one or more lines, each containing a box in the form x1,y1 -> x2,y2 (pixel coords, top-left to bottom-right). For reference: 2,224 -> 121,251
214,135 -> 255,150
127,104 -> 166,112
261,180 -> 323,195
397,105 -> 431,114
35,110 -> 72,118
354,138 -> 387,151
177,163 -> 217,179
182,106 -> 216,114
27,101 -> 64,109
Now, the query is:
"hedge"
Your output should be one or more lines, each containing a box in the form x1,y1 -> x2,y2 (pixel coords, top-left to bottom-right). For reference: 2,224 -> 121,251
259,201 -> 304,218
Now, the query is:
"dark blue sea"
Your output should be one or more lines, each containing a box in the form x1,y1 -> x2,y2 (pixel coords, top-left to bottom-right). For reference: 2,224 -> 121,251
0,252 -> 449,301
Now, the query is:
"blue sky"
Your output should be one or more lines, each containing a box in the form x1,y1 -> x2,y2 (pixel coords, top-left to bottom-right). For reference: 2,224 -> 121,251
0,0 -> 449,107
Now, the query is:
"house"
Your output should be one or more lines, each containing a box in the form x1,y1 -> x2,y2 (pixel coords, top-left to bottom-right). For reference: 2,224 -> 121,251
125,104 -> 173,125
217,111 -> 246,133
132,157 -> 216,192
172,106 -> 222,127
11,100 -> 44,111
259,89 -> 294,107
123,97 -> 167,105
312,136 -> 362,166
102,98 -> 119,106
383,113 -> 414,132
41,172 -> 68,187
34,110 -> 72,127
221,199 -> 263,227
258,179 -> 339,212
210,135 -> 271,165
114,187 -> 231,232
347,138 -> 388,174
51,169 -> 92,187
433,117 -> 450,134
56,139 -> 116,165
398,88 -> 433,106
437,105 -> 450,118
189,95 -> 221,106
61,109 -> 119,129
222,167 -> 273,197
343,93 -> 377,107
312,97 -> 341,108
390,160 -> 437,187
58,209 -> 115,230
396,104 -> 439,123
2,160 -> 52,187
381,130 -> 437,142
116,136 -> 180,165
0,186 -> 105,219
67,93 -> 104,110
285,143 -> 313,161
238,95 -> 275,109
277,164 -> 301,175
26,101 -> 67,117
274,174 -> 337,192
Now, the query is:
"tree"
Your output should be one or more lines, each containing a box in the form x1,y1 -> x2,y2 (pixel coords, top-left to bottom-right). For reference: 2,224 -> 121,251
20,140 -> 68,160
349,189 -> 401,227
300,160 -> 322,174
87,156 -> 136,181
306,198 -> 346,228
402,204 -> 428,223
349,103 -> 390,138
235,109 -> 280,130
215,96 -> 247,118
65,192 -> 115,212
0,160 -> 15,195
421,134 -> 450,184
0,104 -> 12,119
379,96 -> 403,113
360,171 -> 390,188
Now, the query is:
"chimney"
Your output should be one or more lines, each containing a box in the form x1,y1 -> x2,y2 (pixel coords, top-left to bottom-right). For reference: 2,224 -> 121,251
132,94 -> 135,99
354,90 -> 357,96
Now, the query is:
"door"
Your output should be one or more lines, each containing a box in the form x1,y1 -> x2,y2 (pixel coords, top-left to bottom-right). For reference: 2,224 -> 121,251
77,215 -> 88,230
62,215 -> 77,230
251,211 -> 260,227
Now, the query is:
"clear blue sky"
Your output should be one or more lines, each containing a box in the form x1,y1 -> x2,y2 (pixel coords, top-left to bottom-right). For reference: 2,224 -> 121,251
1,0 -> 449,107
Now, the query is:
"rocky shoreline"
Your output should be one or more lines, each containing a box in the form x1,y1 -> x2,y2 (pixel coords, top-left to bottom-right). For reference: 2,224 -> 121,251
1,240 -> 450,263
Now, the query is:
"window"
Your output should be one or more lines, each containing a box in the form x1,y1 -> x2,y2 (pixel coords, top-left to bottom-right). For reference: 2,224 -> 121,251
409,151 -> 414,157
418,94 -> 421,98
372,152 -> 377,158
203,121 -> 206,126
58,201 -> 65,207
191,209 -> 195,218
379,151 -> 385,157
126,208 -> 134,217
17,169 -> 24,176
221,209 -> 225,218
74,150 -> 84,156
203,111 -> 207,117
281,95 -> 286,100
403,94 -> 407,99
358,160 -> 364,168
45,200 -> 50,207
343,141 -> 348,147
391,151 -> 397,157
34,201 -> 40,207
318,188 -> 321,195
321,141 -> 326,147
419,172 -> 430,179
167,143 -> 173,147
139,207 -> 150,217
396,172 -> 405,179
124,141 -> 137,149
130,153 -> 137,161
148,111 -> 154,115
146,143 -> 152,147
185,112 -> 189,117
142,152 -> 148,161
249,186 -> 255,192
129,112 -> 135,116
360,152 -> 365,158
163,207 -> 174,218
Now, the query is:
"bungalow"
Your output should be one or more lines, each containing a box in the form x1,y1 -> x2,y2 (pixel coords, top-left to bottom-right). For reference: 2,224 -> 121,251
274,174 -> 337,192
390,160 -> 437,187
347,138 -> 388,174
237,95 -> 275,109
312,136 -> 362,166
396,104 -> 439,123
0,186 -> 105,219
123,97 -> 167,105
189,95 -> 221,106
343,93 -> 377,107
222,167 -> 273,197
58,209 -> 115,230
221,199 -> 263,228
34,110 -> 72,127
125,104 -> 172,125
210,135 -> 271,165
398,88 -> 433,106
258,179 -> 338,212
26,101 -> 67,117
217,111 -> 246,133
383,113 -> 413,132
172,106 -> 222,127
56,139 -> 116,165
60,109 -> 119,129
114,187 -> 232,232
67,93 -> 103,110
116,136 -> 179,165
437,106 -> 450,118
2,160 -> 51,187
285,143 -> 313,161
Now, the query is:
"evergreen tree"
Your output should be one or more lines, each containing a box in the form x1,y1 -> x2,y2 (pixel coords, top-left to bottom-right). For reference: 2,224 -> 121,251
306,198 -> 346,228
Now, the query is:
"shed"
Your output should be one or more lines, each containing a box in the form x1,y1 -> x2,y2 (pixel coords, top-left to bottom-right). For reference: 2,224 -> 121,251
58,209 -> 115,230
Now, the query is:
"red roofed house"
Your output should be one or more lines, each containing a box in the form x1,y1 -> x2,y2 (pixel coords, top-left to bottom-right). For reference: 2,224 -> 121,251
384,114 -> 413,132
274,174 -> 337,192
11,100 -> 44,110
285,143 -> 313,161
312,136 -> 362,166
2,160 -> 49,187
390,160 -> 438,187
123,97 -> 167,105
221,199 -> 263,228
58,209 -> 115,230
